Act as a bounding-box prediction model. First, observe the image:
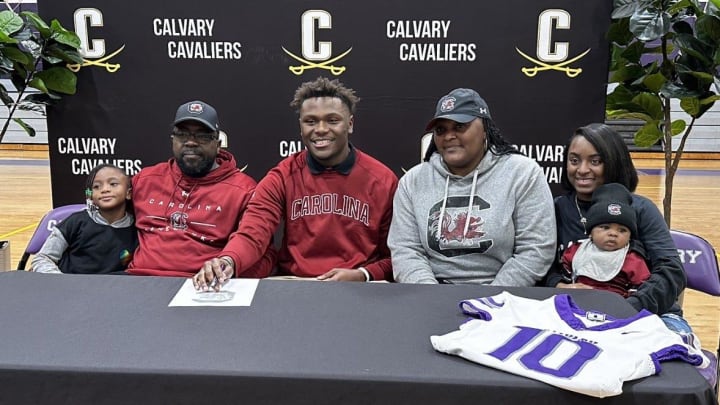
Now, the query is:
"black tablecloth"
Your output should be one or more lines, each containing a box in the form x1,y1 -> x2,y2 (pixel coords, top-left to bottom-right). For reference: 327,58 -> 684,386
0,271 -> 715,405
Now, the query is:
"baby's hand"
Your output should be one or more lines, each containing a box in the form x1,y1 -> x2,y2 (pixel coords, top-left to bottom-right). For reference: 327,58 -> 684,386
556,282 -> 593,290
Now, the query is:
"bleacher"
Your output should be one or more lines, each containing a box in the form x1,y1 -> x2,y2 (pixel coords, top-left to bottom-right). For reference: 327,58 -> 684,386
605,118 -> 660,152
606,98 -> 720,154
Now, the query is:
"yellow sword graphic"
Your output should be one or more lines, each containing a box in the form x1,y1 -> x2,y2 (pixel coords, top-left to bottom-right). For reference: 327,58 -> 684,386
281,47 -> 352,76
67,45 -> 126,73
515,47 -> 590,78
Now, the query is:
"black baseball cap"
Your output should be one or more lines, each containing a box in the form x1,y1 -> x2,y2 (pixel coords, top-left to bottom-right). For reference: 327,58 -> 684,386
425,88 -> 492,131
173,100 -> 219,132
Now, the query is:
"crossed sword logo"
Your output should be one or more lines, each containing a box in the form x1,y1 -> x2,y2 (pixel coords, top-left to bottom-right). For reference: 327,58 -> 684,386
515,47 -> 590,78
282,47 -> 352,75
67,45 -> 126,73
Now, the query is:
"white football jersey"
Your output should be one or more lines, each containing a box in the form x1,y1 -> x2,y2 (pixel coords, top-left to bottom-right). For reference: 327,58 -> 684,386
430,291 -> 707,398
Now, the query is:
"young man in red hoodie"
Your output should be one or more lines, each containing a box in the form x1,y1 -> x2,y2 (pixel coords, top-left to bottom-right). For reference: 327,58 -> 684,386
194,77 -> 398,290
127,100 -> 275,277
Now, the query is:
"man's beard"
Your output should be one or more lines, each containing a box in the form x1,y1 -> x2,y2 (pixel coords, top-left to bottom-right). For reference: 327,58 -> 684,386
177,155 -> 215,177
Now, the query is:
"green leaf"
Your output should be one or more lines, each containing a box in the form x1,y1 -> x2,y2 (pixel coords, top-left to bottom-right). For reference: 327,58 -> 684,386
634,122 -> 663,147
674,33 -> 713,65
630,9 -> 671,41
0,10 -> 23,36
49,20 -> 81,48
612,0 -> 639,19
680,97 -> 701,115
644,43 -> 675,55
12,27 -> 33,42
695,101 -> 716,117
686,70 -> 715,83
670,119 -> 687,136
35,67 -> 77,95
0,85 -> 13,107
642,60 -> 660,75
695,15 -> 720,45
23,93 -> 56,105
607,111 -> 655,122
676,63 -> 716,88
606,85 -> 639,110
19,39 -> 41,60
607,19 -> 634,45
672,20 -> 694,36
12,118 -> 36,137
16,100 -> 47,115
28,76 -> 49,94
0,47 -> 29,64
45,43 -> 84,64
0,55 -> 11,70
668,0 -> 695,16
660,81 -> 704,98
609,63 -> 645,83
700,94 -> 720,104
710,0 -> 720,12
679,93 -> 717,118
684,0 -> 706,15
643,72 -> 667,92
609,44 -> 626,70
41,55 -> 64,65
632,92 -> 664,120
10,63 -> 28,88
606,108 -> 630,118
20,11 -> 51,38
621,41 -> 647,63
0,29 -> 18,44
45,91 -> 63,101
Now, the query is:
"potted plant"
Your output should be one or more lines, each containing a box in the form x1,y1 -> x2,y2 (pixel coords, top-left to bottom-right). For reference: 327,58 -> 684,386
0,5 -> 82,143
606,0 -> 720,226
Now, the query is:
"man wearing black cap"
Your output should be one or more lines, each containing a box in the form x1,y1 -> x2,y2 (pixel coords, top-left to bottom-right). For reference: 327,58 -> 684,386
127,100 -> 275,277
557,183 -> 651,296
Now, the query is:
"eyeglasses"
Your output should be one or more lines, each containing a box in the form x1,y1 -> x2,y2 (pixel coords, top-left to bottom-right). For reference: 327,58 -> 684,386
171,129 -> 218,144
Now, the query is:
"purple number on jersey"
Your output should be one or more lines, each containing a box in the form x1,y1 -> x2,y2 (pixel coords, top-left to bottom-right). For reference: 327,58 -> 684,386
488,326 -> 601,378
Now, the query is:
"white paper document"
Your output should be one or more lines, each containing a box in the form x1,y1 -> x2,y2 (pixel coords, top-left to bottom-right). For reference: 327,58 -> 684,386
168,279 -> 259,307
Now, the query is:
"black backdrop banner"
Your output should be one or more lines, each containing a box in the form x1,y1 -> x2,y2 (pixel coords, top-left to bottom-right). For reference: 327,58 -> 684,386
39,1 -> 612,206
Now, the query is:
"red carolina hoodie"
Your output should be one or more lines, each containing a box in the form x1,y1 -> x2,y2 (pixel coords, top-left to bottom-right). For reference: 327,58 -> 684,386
128,149 -> 275,277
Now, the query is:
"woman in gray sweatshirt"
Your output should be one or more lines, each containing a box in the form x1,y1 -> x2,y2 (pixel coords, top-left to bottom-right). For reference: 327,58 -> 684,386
388,88 -> 555,285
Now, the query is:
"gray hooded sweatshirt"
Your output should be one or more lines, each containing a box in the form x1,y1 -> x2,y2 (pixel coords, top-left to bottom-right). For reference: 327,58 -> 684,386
388,151 -> 556,285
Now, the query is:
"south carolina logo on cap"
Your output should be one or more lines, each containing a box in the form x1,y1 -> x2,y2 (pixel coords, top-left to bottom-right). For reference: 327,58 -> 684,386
440,97 -> 456,112
607,203 -> 622,215
188,103 -> 204,114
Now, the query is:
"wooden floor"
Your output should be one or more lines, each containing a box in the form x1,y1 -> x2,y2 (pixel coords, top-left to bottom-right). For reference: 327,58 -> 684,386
0,149 -> 718,356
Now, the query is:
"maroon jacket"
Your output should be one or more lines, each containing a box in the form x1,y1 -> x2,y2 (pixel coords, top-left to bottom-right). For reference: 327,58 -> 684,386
128,149 -> 275,277
221,148 -> 398,280
561,241 -> 651,297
